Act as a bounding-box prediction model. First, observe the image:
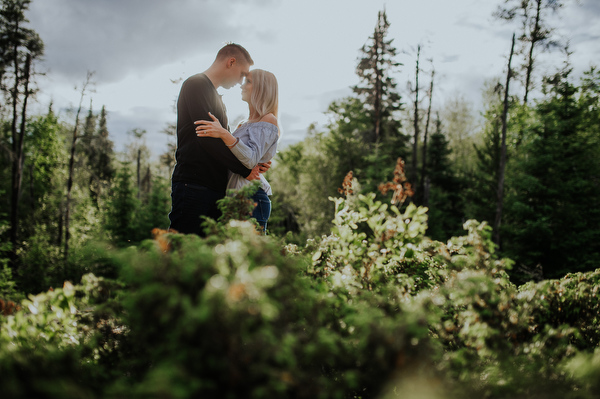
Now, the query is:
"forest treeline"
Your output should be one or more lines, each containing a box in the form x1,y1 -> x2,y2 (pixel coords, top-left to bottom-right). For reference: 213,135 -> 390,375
267,7 -> 600,283
1,0 -> 599,293
2,1 -> 600,294
1,1 -> 600,398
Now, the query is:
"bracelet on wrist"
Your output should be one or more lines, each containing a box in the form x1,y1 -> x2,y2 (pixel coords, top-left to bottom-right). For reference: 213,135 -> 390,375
226,137 -> 239,148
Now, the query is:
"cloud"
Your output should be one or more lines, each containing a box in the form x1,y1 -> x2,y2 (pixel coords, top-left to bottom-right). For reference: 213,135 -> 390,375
454,12 -> 491,32
27,0 -> 271,84
440,54 -> 460,63
101,105 -> 173,155
560,0 -> 600,45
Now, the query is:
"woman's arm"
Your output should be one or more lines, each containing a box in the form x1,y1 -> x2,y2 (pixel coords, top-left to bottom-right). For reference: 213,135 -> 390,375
195,112 -> 238,147
197,114 -> 279,169
229,124 -> 278,169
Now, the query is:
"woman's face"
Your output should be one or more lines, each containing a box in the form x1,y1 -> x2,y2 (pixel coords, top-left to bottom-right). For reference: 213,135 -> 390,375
241,73 -> 253,103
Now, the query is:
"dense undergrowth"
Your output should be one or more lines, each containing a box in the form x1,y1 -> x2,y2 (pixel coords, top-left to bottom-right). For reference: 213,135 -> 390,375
0,175 -> 599,399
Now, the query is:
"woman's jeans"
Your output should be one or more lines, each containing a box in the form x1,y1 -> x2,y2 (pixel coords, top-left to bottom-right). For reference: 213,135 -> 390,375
251,188 -> 271,234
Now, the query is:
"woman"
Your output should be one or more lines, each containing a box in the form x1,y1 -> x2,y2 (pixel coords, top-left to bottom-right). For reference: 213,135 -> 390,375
195,69 -> 279,234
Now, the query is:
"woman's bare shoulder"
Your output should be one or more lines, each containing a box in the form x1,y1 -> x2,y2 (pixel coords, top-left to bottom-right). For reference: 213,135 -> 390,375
259,113 -> 278,127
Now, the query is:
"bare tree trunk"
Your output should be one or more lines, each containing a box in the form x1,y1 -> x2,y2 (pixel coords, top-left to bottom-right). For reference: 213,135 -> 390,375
29,163 -> 35,212
493,33 -> 516,247
411,45 -> 421,187
57,201 -> 64,248
137,148 -> 141,200
9,48 -> 31,268
523,0 -> 542,105
420,67 -> 434,205
374,23 -> 382,143
146,165 -> 151,194
64,72 -> 93,261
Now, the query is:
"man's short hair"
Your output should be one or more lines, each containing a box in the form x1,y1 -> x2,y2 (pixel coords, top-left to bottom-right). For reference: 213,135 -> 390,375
216,43 -> 254,66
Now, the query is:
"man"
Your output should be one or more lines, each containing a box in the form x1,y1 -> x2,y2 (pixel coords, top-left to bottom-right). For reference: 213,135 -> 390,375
169,43 -> 260,235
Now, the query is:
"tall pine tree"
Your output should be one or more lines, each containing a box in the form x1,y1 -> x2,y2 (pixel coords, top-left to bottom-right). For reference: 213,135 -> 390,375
504,68 -> 600,279
0,0 -> 44,265
352,9 -> 403,144
425,115 -> 465,241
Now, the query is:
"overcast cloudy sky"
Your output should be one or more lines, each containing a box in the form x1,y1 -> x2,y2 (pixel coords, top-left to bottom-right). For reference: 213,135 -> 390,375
26,0 -> 600,156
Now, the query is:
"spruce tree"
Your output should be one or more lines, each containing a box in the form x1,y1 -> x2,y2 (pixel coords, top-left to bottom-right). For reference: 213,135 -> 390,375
352,9 -> 402,144
466,83 -> 504,226
425,116 -> 465,241
94,106 -> 115,187
504,68 -> 600,279
105,162 -> 139,245
0,0 -> 44,265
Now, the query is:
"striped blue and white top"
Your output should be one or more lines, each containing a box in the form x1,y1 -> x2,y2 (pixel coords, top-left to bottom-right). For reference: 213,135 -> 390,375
228,121 -> 279,195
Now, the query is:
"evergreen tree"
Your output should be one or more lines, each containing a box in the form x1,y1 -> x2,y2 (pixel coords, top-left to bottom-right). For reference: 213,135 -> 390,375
466,82 -> 504,226
504,68 -> 600,279
352,10 -> 408,194
79,101 -> 96,163
21,106 -> 66,241
425,116 -> 465,241
352,9 -> 403,144
78,103 -> 99,202
94,105 -> 114,183
134,175 -> 171,242
82,105 -> 114,206
270,10 -> 409,239
0,0 -> 44,264
324,97 -> 372,188
105,162 -> 139,245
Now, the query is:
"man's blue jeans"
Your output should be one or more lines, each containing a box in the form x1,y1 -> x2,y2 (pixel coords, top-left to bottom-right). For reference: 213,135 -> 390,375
169,182 -> 223,236
251,188 -> 271,234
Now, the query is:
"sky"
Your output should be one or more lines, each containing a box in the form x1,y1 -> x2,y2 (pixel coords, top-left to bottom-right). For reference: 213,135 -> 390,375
25,0 -> 600,157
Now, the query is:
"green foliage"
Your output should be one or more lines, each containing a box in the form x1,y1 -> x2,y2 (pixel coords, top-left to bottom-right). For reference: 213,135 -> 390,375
218,180 -> 259,224
564,348 -> 600,394
0,273 -> 124,398
518,269 -> 600,351
1,6 -> 600,398
134,175 -> 171,238
1,176 -> 599,397
104,162 -> 139,245
269,96 -> 409,239
504,69 -> 600,279
425,118 -> 466,241
269,128 -> 343,237
0,198 -> 15,300
77,105 -> 115,205
103,222 -> 435,398
104,163 -> 172,245
353,9 -> 403,143
0,264 -> 19,302
309,176 -> 441,295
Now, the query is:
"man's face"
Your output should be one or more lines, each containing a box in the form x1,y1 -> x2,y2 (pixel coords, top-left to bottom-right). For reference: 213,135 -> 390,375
223,59 -> 250,89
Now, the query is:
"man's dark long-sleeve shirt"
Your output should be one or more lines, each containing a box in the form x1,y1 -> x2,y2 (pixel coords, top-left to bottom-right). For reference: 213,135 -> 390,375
171,73 -> 252,193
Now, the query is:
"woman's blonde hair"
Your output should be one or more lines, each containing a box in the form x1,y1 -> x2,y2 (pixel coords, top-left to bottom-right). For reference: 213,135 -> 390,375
250,69 -> 278,119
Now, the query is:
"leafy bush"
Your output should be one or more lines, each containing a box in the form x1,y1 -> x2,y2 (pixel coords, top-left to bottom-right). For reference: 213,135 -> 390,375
107,222 -> 436,398
0,274 -> 124,398
1,170 -> 599,398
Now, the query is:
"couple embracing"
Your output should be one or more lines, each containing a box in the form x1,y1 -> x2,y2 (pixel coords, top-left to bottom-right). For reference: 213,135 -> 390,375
168,43 -> 279,236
